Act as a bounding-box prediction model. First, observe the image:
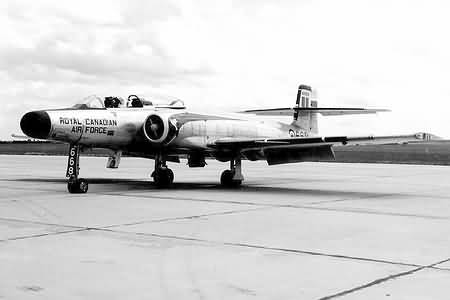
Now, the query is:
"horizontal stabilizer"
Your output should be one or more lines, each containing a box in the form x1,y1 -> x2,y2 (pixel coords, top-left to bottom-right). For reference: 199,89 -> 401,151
240,107 -> 389,116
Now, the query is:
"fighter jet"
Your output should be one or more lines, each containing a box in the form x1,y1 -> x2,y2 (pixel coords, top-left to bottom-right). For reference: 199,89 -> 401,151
20,85 -> 431,193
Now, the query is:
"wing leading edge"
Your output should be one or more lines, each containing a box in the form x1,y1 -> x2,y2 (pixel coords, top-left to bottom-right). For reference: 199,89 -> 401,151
240,107 -> 389,116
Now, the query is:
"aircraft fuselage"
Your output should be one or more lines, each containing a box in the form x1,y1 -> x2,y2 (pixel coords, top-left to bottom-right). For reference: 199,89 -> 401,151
21,107 -> 301,154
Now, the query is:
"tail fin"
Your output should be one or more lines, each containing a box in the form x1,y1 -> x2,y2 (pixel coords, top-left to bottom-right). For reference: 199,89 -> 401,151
292,85 -> 319,135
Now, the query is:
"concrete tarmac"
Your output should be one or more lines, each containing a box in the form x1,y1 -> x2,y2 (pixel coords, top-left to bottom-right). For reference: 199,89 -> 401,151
0,155 -> 449,299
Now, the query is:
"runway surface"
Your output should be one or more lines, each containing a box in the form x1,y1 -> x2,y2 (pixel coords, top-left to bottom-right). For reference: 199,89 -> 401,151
0,155 -> 449,299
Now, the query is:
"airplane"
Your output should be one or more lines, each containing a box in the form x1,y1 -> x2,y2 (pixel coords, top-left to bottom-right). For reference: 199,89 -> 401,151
19,85 -> 432,193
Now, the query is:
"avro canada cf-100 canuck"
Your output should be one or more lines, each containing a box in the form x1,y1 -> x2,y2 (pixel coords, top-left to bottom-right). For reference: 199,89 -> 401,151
20,84 -> 432,193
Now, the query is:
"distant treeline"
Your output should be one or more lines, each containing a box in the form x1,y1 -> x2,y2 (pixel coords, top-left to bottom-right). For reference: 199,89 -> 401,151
332,143 -> 450,165
0,141 -> 449,165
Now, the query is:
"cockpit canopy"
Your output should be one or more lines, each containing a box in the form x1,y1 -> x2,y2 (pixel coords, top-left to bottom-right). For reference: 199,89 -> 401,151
72,95 -> 105,109
72,94 -> 185,109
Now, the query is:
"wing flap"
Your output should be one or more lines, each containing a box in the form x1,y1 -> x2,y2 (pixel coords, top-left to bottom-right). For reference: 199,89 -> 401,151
264,145 -> 335,165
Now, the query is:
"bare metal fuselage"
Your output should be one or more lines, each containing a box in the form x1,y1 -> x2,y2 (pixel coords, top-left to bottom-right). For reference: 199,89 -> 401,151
45,107 -> 297,155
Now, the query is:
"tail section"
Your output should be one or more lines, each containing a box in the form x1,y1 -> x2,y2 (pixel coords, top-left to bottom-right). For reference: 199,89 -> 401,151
292,85 -> 319,135
240,83 -> 389,136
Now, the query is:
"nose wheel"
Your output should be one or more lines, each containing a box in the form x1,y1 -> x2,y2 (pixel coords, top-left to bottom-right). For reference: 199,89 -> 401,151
67,177 -> 89,193
66,144 -> 88,193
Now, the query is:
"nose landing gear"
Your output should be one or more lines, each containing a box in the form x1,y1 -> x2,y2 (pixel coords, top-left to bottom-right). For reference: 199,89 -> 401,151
66,144 -> 88,193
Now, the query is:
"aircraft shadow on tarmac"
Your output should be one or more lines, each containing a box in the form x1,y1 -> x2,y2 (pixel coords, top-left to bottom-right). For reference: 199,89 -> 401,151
10,177 -> 399,199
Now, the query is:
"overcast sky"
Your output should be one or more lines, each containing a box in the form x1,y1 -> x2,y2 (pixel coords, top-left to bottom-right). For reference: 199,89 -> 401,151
1,0 -> 449,139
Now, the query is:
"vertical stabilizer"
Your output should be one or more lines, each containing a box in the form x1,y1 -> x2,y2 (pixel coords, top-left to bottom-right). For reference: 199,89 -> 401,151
292,84 -> 319,135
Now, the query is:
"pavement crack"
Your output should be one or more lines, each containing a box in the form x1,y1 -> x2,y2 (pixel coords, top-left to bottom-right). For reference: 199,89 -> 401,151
96,192 -> 450,221
0,228 -> 88,242
317,257 -> 450,300
102,207 -> 271,229
0,217 -> 84,229
2,215 -> 450,278
307,193 -> 399,205
287,205 -> 450,221
93,227 -> 442,271
98,192 -> 265,207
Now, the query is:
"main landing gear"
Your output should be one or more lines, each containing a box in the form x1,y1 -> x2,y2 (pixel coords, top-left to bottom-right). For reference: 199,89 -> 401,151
151,154 -> 174,188
66,144 -> 89,193
220,157 -> 243,188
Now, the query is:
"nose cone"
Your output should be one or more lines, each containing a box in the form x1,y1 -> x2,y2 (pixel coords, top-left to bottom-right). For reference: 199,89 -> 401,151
20,111 -> 51,139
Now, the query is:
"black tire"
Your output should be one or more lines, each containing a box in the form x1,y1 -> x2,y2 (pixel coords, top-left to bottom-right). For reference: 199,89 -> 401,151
220,170 -> 233,186
220,170 -> 242,187
153,168 -> 173,187
77,178 -> 89,193
68,178 -> 78,193
167,168 -> 174,184
68,181 -> 77,193
67,178 -> 88,193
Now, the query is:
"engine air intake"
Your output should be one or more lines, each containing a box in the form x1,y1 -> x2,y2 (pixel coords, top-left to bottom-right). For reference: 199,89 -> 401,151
143,114 -> 178,145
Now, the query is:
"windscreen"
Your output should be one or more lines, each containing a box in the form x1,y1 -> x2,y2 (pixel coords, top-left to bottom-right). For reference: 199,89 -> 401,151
72,95 -> 105,109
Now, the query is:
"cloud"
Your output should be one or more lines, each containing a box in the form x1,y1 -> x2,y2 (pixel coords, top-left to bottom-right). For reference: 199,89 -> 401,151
0,1 -> 211,85
0,0 -> 449,139
0,40 -> 212,85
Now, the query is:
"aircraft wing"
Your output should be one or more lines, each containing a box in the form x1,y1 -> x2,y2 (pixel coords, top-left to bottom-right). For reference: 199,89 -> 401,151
207,133 -> 434,165
240,107 -> 389,116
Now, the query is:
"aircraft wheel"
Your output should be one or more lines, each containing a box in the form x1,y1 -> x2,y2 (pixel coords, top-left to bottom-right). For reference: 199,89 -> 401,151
153,168 -> 174,187
67,178 -> 89,193
167,168 -> 174,183
67,180 -> 76,193
220,170 -> 242,188
77,178 -> 89,193
220,170 -> 233,185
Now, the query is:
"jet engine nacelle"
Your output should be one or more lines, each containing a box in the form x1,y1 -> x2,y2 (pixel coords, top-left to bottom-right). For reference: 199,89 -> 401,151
142,113 -> 178,145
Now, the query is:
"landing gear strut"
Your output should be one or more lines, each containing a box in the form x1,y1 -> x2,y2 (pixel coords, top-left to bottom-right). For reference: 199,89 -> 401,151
220,158 -> 243,187
66,144 -> 88,193
151,154 -> 174,187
